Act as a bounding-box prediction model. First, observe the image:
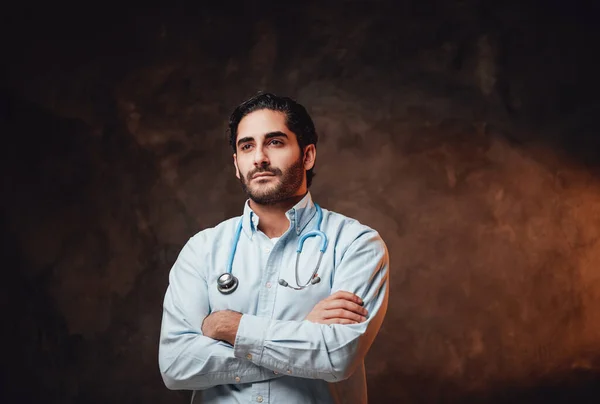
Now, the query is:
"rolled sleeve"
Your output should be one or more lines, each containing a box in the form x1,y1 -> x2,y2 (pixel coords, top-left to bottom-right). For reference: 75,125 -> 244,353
233,314 -> 270,364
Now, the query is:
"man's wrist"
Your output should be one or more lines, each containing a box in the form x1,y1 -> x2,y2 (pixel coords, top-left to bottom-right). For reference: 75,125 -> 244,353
202,310 -> 243,345
220,310 -> 242,345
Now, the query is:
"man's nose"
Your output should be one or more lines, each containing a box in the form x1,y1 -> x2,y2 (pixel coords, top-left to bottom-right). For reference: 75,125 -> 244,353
253,147 -> 269,166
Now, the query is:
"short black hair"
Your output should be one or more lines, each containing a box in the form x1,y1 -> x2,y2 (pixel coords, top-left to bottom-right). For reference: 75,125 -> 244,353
228,92 -> 318,187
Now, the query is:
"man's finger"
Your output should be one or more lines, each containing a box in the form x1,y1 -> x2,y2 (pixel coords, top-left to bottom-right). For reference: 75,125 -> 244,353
322,318 -> 359,325
324,299 -> 368,316
323,308 -> 366,323
326,291 -> 363,305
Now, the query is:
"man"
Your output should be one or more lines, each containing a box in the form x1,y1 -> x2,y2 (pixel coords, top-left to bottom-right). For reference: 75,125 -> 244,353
159,93 -> 390,403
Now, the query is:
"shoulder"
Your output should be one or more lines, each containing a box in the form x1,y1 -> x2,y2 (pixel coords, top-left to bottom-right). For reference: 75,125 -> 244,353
322,208 -> 387,254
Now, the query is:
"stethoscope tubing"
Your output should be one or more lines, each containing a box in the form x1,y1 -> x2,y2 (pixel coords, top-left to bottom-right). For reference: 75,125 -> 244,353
218,204 -> 327,294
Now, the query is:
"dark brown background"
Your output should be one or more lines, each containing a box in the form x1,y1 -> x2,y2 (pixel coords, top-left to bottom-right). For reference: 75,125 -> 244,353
2,1 -> 600,403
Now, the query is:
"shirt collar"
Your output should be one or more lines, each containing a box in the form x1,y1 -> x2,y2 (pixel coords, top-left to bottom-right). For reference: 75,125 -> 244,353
241,192 -> 317,239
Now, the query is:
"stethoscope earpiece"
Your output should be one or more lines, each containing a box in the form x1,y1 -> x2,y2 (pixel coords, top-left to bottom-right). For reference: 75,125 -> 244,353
217,272 -> 239,294
278,275 -> 321,290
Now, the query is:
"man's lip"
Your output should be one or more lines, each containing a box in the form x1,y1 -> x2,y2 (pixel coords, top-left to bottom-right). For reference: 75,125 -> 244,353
253,173 -> 275,179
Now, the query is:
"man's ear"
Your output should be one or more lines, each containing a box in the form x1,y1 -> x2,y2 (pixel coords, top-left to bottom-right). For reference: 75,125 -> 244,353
233,154 -> 240,179
303,145 -> 316,171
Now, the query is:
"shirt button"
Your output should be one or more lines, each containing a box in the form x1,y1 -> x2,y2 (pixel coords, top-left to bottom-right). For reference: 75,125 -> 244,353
235,376 -> 241,382
264,247 -> 271,253
256,396 -> 263,403
266,281 -> 272,288
246,353 -> 252,360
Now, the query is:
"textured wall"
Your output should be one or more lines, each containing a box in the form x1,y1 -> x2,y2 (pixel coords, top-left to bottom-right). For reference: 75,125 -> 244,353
2,1 -> 600,403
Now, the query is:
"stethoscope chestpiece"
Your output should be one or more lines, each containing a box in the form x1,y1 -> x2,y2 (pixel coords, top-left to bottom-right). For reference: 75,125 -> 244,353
217,272 -> 239,294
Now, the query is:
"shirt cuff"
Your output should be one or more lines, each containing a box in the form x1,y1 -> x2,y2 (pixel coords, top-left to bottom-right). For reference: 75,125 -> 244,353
233,314 -> 271,366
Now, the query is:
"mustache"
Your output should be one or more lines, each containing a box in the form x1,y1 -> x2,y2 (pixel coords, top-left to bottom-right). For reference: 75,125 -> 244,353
247,167 -> 282,179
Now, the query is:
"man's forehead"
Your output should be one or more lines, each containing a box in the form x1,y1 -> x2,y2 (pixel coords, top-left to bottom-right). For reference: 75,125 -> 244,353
237,110 -> 293,140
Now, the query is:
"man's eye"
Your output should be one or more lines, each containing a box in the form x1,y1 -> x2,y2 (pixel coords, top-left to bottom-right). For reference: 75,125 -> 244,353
241,144 -> 252,151
270,140 -> 282,145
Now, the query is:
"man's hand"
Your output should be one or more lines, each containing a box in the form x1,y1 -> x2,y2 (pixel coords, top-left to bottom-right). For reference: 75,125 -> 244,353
305,291 -> 368,325
201,310 -> 243,345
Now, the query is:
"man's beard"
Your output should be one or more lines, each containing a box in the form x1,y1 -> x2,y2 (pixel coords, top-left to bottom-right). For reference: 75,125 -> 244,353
239,156 -> 305,205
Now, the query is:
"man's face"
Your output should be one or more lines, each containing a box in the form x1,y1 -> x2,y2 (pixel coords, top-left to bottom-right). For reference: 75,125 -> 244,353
233,109 -> 313,205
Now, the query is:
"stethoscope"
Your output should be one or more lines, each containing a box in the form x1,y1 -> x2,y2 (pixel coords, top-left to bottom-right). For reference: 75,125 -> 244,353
216,204 -> 328,294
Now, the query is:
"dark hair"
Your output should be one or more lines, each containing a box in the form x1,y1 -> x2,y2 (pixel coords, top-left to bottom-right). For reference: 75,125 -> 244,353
228,92 -> 318,187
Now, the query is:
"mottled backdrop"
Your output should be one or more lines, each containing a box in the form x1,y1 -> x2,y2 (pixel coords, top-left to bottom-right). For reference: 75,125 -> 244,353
1,1 -> 600,403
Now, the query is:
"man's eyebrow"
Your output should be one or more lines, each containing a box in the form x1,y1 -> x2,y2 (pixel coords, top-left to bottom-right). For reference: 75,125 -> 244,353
237,136 -> 254,147
237,132 -> 288,147
264,131 -> 288,140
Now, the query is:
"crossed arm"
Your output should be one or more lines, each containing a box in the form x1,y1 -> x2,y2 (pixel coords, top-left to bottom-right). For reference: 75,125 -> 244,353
158,229 -> 389,390
202,290 -> 368,345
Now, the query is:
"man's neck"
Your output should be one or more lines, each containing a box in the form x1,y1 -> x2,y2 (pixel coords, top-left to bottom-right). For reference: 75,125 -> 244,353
249,193 -> 307,238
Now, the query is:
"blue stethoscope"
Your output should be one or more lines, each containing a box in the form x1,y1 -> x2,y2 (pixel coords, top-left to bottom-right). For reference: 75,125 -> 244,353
217,204 -> 328,294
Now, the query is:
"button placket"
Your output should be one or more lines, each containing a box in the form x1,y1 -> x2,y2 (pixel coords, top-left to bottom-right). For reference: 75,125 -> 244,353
257,236 -> 282,318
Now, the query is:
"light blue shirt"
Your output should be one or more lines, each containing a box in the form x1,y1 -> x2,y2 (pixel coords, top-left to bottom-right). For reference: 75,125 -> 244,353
159,192 -> 390,404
